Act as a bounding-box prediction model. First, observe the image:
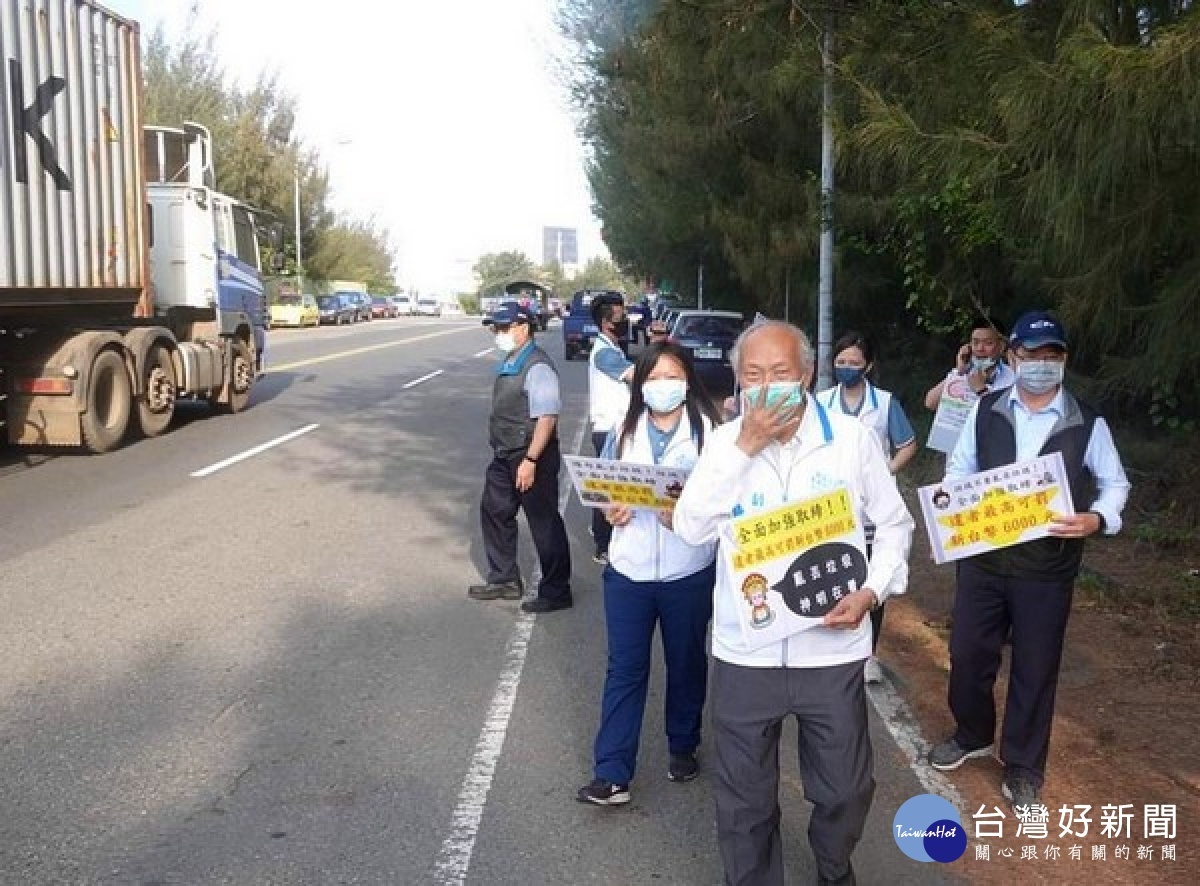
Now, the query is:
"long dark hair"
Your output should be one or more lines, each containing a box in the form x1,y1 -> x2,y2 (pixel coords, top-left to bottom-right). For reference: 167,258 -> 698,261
615,341 -> 724,457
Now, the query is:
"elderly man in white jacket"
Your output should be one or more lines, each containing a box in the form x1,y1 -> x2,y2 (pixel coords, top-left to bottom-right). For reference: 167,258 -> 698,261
674,321 -> 914,886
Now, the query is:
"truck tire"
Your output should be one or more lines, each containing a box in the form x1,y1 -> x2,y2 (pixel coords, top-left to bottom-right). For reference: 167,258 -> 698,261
136,344 -> 177,438
216,339 -> 254,414
81,349 -> 133,453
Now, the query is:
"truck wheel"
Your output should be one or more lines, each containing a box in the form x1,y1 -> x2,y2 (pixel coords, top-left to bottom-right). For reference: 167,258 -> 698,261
136,344 -> 177,438
81,349 -> 133,453
215,339 -> 254,414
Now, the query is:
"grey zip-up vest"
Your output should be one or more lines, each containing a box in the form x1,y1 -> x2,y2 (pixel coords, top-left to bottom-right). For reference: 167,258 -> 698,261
489,345 -> 556,457
971,388 -> 1098,581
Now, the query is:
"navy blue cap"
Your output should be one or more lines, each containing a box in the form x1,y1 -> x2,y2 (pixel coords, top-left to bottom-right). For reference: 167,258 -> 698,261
491,302 -> 534,326
1010,310 -> 1067,350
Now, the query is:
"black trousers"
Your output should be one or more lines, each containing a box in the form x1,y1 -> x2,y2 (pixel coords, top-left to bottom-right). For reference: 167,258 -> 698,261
949,559 -> 1075,787
590,431 -> 613,555
480,440 -> 572,601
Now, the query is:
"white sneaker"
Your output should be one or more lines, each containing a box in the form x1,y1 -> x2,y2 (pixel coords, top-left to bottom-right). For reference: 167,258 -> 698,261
863,656 -> 883,684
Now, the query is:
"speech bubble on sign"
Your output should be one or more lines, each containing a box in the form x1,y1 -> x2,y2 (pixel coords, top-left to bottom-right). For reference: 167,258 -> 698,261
772,542 -> 868,618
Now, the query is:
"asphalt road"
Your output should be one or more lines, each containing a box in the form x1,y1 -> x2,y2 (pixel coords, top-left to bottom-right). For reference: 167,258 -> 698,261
0,317 -> 961,885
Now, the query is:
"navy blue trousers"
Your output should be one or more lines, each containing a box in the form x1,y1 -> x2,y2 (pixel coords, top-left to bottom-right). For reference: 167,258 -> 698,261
591,431 -> 614,555
949,559 -> 1075,787
593,561 -> 716,785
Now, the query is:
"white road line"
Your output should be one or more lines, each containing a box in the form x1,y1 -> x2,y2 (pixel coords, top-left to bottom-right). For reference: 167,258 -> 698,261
403,369 -> 444,389
266,327 -> 476,372
433,613 -> 535,885
473,348 -> 494,358
189,424 -> 320,478
432,419 -> 587,885
867,676 -> 965,810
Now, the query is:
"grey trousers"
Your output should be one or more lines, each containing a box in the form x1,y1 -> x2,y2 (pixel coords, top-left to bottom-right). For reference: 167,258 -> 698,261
711,659 -> 875,886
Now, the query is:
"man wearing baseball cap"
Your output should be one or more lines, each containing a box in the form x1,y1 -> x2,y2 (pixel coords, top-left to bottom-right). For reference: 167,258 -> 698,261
469,303 -> 573,613
928,310 -> 1130,811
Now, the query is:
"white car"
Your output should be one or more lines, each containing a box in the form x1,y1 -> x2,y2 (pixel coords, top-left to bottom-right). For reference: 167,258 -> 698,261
390,294 -> 414,315
416,297 -> 442,317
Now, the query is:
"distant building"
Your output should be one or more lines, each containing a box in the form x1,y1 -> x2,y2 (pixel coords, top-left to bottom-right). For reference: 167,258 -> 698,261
542,226 -> 578,268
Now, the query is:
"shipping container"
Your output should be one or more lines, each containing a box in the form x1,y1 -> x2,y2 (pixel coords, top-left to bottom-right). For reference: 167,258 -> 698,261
0,0 -> 146,309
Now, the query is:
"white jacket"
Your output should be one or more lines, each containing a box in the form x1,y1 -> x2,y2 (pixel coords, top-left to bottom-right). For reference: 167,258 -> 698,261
818,382 -> 894,455
673,395 -> 915,668
608,411 -> 718,583
588,334 -> 631,432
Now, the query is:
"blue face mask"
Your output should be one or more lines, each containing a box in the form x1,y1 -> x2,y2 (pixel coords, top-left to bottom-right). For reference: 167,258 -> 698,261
970,357 -> 997,373
741,381 -> 805,411
834,366 -> 865,387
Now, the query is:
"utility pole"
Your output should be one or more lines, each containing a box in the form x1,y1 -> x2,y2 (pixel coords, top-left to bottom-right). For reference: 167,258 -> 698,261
815,11 -> 836,391
293,167 -> 303,291
697,263 -> 705,310
784,268 -> 791,324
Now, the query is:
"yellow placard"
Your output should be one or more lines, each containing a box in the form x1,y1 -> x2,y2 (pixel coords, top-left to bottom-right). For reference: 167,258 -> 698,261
729,489 -> 857,566
936,485 -> 1057,550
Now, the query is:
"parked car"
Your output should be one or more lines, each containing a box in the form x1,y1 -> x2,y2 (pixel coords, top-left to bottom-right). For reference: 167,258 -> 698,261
562,289 -> 623,360
270,293 -> 319,328
391,294 -> 414,315
356,292 -> 376,322
317,294 -> 356,325
667,309 -> 745,396
416,297 -> 442,317
371,295 -> 395,319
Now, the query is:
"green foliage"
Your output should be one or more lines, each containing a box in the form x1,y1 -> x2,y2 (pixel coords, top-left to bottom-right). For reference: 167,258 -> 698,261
141,23 -> 395,291
473,252 -> 539,297
559,0 -> 1200,425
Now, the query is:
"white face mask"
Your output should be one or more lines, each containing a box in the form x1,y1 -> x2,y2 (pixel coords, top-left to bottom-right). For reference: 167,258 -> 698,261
495,332 -> 517,354
1016,359 -> 1064,394
642,379 -> 687,414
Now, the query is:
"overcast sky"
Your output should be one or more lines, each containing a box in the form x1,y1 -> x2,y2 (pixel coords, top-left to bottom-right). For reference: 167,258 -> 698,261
110,0 -> 604,293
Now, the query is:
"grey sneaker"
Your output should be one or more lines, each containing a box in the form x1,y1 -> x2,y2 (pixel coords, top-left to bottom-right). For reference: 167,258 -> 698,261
927,737 -> 994,771
1002,773 -> 1039,811
467,580 -> 522,601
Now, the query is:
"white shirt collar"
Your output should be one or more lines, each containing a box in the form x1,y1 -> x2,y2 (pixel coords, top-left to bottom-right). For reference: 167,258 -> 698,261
1007,385 -> 1065,416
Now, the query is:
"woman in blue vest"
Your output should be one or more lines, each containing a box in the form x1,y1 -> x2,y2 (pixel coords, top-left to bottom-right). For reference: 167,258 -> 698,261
577,341 -> 725,806
818,330 -> 917,683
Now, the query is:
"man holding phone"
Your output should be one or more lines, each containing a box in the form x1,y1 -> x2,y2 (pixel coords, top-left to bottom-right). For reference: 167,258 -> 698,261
925,317 -> 1016,411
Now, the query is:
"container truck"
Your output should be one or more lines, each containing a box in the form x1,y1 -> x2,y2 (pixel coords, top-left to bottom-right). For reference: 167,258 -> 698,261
0,0 -> 273,453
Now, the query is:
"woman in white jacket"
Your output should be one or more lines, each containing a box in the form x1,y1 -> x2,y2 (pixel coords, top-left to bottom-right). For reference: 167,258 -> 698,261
577,341 -> 725,807
817,330 -> 917,683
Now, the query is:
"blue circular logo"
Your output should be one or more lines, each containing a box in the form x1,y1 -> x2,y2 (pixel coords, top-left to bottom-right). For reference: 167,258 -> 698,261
893,794 -> 966,863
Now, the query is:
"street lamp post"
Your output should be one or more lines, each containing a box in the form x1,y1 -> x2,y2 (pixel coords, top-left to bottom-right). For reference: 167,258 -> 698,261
293,167 -> 303,292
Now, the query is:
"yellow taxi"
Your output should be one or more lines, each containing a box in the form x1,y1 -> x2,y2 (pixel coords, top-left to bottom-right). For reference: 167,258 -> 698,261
270,294 -> 319,328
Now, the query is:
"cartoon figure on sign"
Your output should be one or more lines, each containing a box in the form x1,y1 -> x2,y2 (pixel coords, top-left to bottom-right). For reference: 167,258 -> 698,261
741,573 -> 775,628
932,488 -> 951,510
664,480 -> 684,500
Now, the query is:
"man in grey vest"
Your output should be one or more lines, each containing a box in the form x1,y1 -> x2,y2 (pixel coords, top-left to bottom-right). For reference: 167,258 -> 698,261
469,303 -> 574,613
928,310 -> 1130,810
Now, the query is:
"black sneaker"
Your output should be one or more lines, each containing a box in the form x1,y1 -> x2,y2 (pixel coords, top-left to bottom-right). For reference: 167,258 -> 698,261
927,737 -> 994,771
467,580 -> 522,601
576,778 -> 630,806
1001,773 -> 1039,811
520,596 -> 573,614
667,753 -> 699,783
